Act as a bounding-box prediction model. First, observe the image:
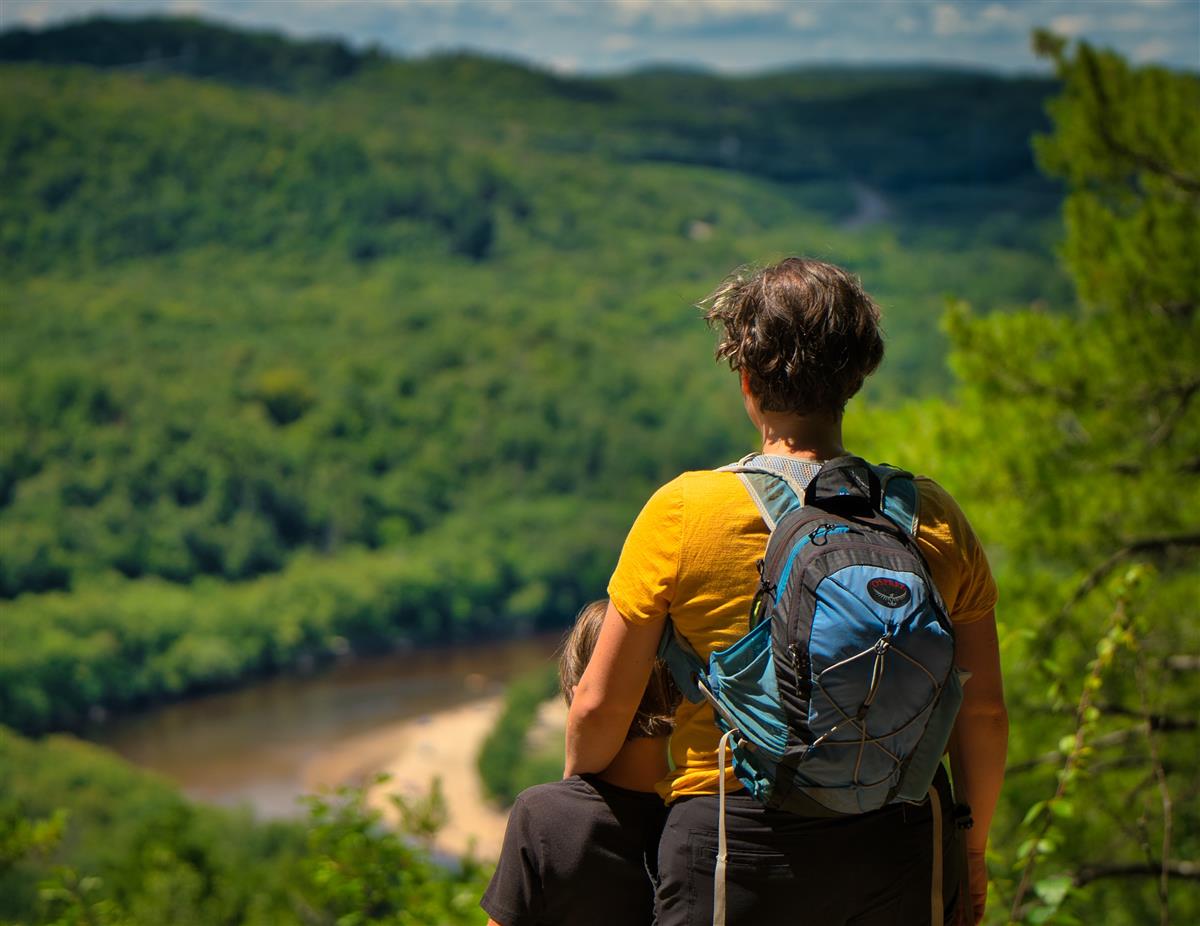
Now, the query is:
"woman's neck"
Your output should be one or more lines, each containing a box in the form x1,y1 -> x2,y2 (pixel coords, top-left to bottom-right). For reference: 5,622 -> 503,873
757,410 -> 846,460
596,735 -> 670,792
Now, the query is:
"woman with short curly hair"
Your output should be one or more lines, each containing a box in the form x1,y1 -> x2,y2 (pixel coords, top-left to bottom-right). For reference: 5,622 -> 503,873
565,257 -> 1007,926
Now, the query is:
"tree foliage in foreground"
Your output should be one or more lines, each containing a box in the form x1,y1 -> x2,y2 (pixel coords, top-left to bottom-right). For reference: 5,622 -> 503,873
477,665 -> 563,807
875,37 -> 1198,925
0,726 -> 489,926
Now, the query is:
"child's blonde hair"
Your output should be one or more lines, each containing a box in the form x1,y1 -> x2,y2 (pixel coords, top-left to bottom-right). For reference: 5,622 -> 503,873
558,600 -> 680,739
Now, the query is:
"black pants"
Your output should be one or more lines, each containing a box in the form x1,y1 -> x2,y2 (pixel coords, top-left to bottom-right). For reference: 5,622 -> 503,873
655,769 -> 967,926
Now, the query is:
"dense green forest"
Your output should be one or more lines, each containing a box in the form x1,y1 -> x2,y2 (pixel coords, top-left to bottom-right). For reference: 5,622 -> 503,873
1,14 -> 1197,926
0,16 -> 1072,734
477,665 -> 562,807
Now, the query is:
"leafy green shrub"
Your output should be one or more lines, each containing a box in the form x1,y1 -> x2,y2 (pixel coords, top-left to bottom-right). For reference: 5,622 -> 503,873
477,664 -> 562,807
298,782 -> 486,926
0,726 -> 491,926
251,367 -> 317,426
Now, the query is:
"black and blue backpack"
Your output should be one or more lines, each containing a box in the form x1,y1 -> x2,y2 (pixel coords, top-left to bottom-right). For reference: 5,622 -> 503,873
659,454 -> 967,924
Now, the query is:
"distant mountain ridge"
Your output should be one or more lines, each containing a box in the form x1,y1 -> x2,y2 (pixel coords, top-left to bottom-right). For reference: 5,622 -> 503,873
0,14 -> 377,91
0,14 -> 1038,86
1,13 -> 1061,277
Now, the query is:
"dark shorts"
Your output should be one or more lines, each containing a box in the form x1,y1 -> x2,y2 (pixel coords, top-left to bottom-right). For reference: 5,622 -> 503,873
655,769 -> 968,926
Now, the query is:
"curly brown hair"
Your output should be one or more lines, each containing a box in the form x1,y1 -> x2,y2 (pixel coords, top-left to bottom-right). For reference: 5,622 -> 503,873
701,257 -> 885,417
559,600 -> 680,740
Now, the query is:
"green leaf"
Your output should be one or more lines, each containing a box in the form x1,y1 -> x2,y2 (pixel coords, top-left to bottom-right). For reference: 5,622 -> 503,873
1027,904 -> 1056,924
1034,874 -> 1073,907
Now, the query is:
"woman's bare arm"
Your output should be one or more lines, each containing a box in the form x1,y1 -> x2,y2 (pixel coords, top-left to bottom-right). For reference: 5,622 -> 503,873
947,609 -> 1008,925
564,600 -> 665,777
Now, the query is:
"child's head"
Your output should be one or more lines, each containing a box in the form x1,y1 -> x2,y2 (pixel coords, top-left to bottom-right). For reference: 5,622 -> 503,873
559,599 -> 681,740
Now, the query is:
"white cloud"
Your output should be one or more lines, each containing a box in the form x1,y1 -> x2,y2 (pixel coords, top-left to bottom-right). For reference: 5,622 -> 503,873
8,0 -> 56,28
788,7 -> 817,30
601,33 -> 635,52
547,54 -> 579,74
542,0 -> 588,16
1048,14 -> 1094,37
612,0 -> 784,28
16,7 -> 47,26
980,3 -> 1025,28
933,3 -> 968,37
1109,13 -> 1148,30
1132,38 -> 1172,60
933,1 -> 1028,37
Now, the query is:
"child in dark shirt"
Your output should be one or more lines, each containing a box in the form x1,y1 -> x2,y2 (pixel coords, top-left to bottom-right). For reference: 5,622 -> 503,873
481,600 -> 681,926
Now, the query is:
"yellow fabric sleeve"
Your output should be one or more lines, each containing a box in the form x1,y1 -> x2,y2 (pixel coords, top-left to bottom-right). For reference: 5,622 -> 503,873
914,477 -> 999,625
607,476 -> 684,624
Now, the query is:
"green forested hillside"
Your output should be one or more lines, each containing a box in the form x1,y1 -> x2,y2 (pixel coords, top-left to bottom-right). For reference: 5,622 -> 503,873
1,19 -> 1072,733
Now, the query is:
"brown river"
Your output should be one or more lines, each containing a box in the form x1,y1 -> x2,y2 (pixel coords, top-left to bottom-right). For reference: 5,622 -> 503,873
85,634 -> 563,845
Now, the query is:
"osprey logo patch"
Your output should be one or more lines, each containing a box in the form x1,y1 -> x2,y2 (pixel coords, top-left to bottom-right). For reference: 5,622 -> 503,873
867,577 -> 911,608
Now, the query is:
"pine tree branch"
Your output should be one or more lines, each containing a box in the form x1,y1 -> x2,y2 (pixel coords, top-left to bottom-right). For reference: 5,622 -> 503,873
1082,50 -> 1200,196
1008,723 -> 1195,775
1148,379 -> 1200,449
1111,456 -> 1200,476
1096,704 -> 1199,731
1073,860 -> 1199,887
1160,299 -> 1196,322
1135,652 -> 1173,925
1062,533 -> 1200,616
1010,598 -> 1135,918
1088,755 -> 1172,776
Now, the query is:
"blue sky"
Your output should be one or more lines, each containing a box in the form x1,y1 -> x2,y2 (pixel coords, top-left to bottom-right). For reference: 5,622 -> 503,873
3,0 -> 1198,75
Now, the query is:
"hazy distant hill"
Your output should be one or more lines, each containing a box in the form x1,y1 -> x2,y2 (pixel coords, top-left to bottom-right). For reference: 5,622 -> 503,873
1,15 -> 1057,204
0,14 -> 376,90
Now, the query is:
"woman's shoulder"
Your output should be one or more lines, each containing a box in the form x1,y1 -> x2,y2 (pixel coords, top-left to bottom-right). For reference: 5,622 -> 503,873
910,475 -> 997,621
911,475 -> 976,542
630,469 -> 756,531
652,469 -> 753,506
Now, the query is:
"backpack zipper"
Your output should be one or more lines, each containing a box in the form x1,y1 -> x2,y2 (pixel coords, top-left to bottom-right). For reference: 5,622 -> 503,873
774,524 -> 856,592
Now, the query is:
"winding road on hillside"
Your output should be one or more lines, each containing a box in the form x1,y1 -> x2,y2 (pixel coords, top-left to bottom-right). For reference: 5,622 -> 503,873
842,181 -> 891,231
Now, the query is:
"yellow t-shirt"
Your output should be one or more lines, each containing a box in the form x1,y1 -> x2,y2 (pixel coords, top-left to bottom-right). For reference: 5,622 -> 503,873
607,465 -> 998,803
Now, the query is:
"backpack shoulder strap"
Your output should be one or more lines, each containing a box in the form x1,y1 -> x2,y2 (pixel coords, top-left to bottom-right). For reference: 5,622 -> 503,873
716,455 -> 813,532
870,462 -> 920,537
800,455 -> 921,538
657,616 -> 707,703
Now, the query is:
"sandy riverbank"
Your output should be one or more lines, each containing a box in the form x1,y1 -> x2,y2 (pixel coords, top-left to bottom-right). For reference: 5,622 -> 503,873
363,696 -> 510,859
300,693 -> 568,861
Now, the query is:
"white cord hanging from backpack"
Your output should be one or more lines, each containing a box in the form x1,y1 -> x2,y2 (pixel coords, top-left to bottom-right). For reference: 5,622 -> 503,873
713,728 -> 735,926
